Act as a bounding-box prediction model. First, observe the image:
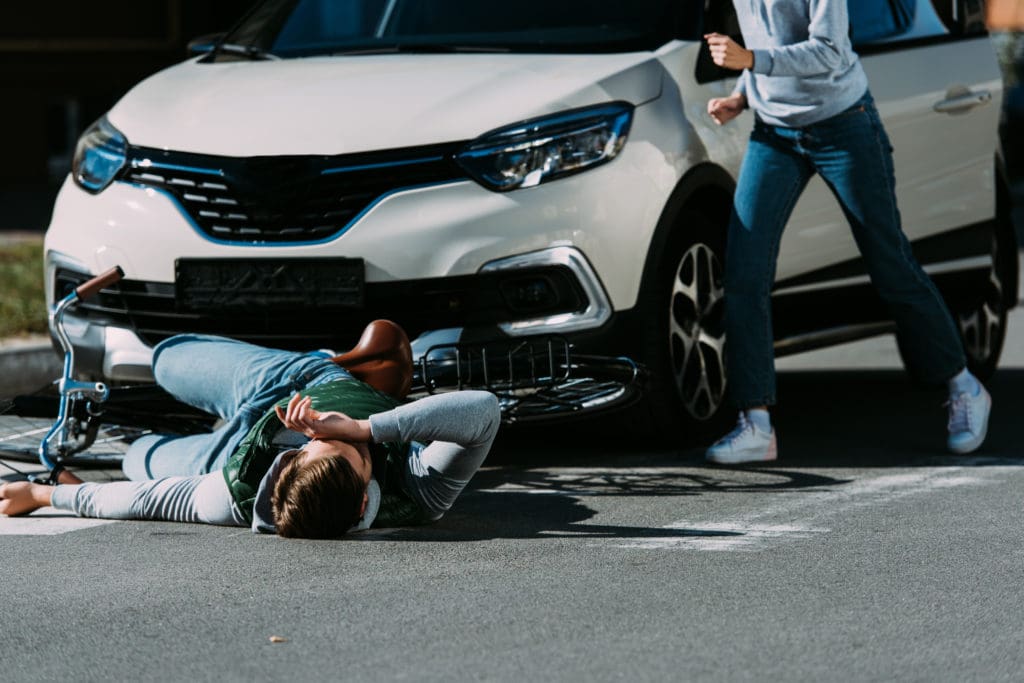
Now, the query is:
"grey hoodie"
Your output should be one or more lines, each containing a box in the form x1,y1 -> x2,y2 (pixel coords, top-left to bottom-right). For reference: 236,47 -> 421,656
732,0 -> 869,127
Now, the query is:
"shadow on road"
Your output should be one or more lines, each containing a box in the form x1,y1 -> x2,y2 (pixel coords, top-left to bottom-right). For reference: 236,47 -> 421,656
493,368 -> 1024,469
367,465 -> 847,542
770,367 -> 1022,466
367,490 -> 743,542
367,368 -> 1023,543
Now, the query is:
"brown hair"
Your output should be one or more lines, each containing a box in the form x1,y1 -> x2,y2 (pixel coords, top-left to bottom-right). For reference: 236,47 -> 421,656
271,451 -> 367,539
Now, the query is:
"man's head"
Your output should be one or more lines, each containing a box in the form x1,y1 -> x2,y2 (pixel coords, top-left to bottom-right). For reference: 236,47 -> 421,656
270,439 -> 374,539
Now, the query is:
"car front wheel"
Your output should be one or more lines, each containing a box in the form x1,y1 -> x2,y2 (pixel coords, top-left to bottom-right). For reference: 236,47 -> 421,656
636,211 -> 733,442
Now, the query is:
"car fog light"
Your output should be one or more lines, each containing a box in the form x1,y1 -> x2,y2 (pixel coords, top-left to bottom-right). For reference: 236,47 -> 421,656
457,102 -> 633,192
501,276 -> 559,312
72,116 -> 128,194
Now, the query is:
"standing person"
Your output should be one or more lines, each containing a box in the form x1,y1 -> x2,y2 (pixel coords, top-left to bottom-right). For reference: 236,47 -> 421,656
702,0 -> 992,464
0,329 -> 501,537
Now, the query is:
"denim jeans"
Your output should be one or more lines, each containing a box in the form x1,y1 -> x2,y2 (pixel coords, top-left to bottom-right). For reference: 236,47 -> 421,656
123,334 -> 351,480
725,91 -> 966,409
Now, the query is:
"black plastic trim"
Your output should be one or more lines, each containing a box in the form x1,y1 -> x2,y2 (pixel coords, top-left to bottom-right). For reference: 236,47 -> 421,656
54,265 -> 588,351
121,142 -> 469,244
774,220 -> 994,291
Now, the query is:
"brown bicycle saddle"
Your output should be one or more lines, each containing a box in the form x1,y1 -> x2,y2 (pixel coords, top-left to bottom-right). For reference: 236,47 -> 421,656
331,319 -> 414,400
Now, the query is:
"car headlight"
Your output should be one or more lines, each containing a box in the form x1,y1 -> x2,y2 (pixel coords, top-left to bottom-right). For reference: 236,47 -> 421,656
457,102 -> 634,192
72,116 -> 128,194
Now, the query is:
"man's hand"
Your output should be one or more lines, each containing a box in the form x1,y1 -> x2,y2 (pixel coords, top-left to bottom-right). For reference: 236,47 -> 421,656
707,93 -> 747,126
705,33 -> 754,70
275,394 -> 372,442
0,482 -> 54,517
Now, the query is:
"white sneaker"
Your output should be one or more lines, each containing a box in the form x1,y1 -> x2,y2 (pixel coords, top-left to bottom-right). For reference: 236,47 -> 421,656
706,414 -> 778,464
946,385 -> 992,454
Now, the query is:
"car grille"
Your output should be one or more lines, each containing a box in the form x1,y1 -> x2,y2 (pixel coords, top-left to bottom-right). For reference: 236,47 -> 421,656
54,266 -> 587,351
121,143 -> 468,244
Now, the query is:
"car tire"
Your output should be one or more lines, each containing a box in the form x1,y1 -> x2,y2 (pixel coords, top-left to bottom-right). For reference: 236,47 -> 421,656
897,221 -> 1014,383
633,210 -> 733,443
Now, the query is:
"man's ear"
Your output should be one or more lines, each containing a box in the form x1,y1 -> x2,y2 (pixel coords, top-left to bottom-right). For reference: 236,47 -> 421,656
360,491 -> 369,517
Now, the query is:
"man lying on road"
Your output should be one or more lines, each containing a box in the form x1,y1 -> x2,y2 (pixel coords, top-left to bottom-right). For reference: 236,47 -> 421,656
0,329 -> 500,538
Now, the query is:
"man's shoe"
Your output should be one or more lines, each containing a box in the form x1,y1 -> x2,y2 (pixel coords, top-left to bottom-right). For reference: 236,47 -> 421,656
947,385 -> 992,454
706,414 -> 778,464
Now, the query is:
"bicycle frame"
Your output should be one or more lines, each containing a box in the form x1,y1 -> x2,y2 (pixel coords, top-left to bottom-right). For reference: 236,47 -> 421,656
37,266 -> 123,472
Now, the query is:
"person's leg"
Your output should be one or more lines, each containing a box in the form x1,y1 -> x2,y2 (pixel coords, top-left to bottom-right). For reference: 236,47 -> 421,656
806,94 -> 990,452
709,123 -> 813,464
125,334 -> 352,479
724,124 -> 814,409
152,334 -> 351,420
806,96 -> 966,384
122,416 -> 252,479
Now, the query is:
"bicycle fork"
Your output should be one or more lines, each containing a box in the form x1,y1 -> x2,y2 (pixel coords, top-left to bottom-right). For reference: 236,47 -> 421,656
37,266 -> 124,477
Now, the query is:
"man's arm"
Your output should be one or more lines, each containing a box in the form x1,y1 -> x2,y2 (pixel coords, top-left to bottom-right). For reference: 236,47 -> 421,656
369,391 -> 500,453
275,393 -> 371,442
1,475 -> 245,526
370,391 -> 501,520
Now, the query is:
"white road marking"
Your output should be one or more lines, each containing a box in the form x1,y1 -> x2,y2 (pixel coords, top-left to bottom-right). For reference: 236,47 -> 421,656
483,462 -> 1018,552
610,467 -> 994,551
614,522 -> 831,551
0,426 -> 49,443
0,507 -> 116,536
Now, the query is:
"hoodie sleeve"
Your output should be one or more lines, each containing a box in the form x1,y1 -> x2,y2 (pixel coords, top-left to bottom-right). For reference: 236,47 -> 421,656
749,0 -> 852,78
50,473 -> 246,527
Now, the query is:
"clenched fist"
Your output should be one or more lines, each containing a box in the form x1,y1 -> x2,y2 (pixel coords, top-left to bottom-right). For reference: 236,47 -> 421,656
707,93 -> 747,126
705,32 -> 755,71
0,481 -> 53,517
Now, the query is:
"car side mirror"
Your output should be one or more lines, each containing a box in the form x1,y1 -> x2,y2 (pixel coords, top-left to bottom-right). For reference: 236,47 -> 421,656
187,33 -> 226,56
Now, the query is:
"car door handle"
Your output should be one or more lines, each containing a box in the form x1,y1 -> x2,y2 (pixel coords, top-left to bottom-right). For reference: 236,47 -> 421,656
933,89 -> 992,115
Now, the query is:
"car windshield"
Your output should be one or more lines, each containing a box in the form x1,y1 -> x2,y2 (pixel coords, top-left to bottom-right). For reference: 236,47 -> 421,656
221,0 -> 701,57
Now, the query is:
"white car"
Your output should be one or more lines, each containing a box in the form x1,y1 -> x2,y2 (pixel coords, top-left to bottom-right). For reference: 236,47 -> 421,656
45,0 -> 1016,437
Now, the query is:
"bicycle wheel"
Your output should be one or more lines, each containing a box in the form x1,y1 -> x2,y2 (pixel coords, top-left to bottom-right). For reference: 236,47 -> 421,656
1,398 -> 140,468
0,385 -> 213,468
411,336 -> 646,424
496,355 -> 646,424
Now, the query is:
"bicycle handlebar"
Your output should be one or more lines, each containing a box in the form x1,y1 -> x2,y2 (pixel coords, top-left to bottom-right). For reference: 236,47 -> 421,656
75,266 -> 124,300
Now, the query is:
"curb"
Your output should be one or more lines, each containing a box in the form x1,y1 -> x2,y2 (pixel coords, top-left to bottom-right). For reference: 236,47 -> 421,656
0,336 -> 61,397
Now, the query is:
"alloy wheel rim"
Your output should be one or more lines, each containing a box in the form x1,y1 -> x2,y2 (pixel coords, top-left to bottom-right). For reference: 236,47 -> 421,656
668,242 -> 727,420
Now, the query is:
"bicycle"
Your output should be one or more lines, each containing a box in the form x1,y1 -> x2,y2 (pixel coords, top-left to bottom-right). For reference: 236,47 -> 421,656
1,266 -> 645,484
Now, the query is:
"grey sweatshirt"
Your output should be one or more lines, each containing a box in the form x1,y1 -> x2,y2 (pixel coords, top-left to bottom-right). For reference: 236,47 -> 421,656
732,0 -> 869,127
51,390 -> 500,533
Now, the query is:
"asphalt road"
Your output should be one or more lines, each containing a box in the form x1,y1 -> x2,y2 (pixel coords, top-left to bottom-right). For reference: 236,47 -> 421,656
2,281 -> 1023,681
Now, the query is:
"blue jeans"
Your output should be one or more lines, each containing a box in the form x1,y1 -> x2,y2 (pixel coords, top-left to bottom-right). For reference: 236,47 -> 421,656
725,91 -> 966,409
123,334 -> 351,480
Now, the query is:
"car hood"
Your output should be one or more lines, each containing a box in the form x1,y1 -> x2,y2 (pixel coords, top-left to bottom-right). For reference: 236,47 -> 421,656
108,52 -> 666,157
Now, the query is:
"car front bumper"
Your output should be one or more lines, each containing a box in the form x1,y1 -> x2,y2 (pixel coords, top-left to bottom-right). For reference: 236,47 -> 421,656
48,244 -> 615,381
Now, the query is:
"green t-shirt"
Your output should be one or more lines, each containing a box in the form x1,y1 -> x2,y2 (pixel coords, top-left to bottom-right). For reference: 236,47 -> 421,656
221,378 -> 419,526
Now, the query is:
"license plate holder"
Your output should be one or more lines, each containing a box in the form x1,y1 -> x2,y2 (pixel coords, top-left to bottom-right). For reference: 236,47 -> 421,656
175,258 -> 365,311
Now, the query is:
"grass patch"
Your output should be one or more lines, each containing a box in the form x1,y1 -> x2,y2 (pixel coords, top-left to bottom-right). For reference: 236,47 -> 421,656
0,239 -> 47,338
